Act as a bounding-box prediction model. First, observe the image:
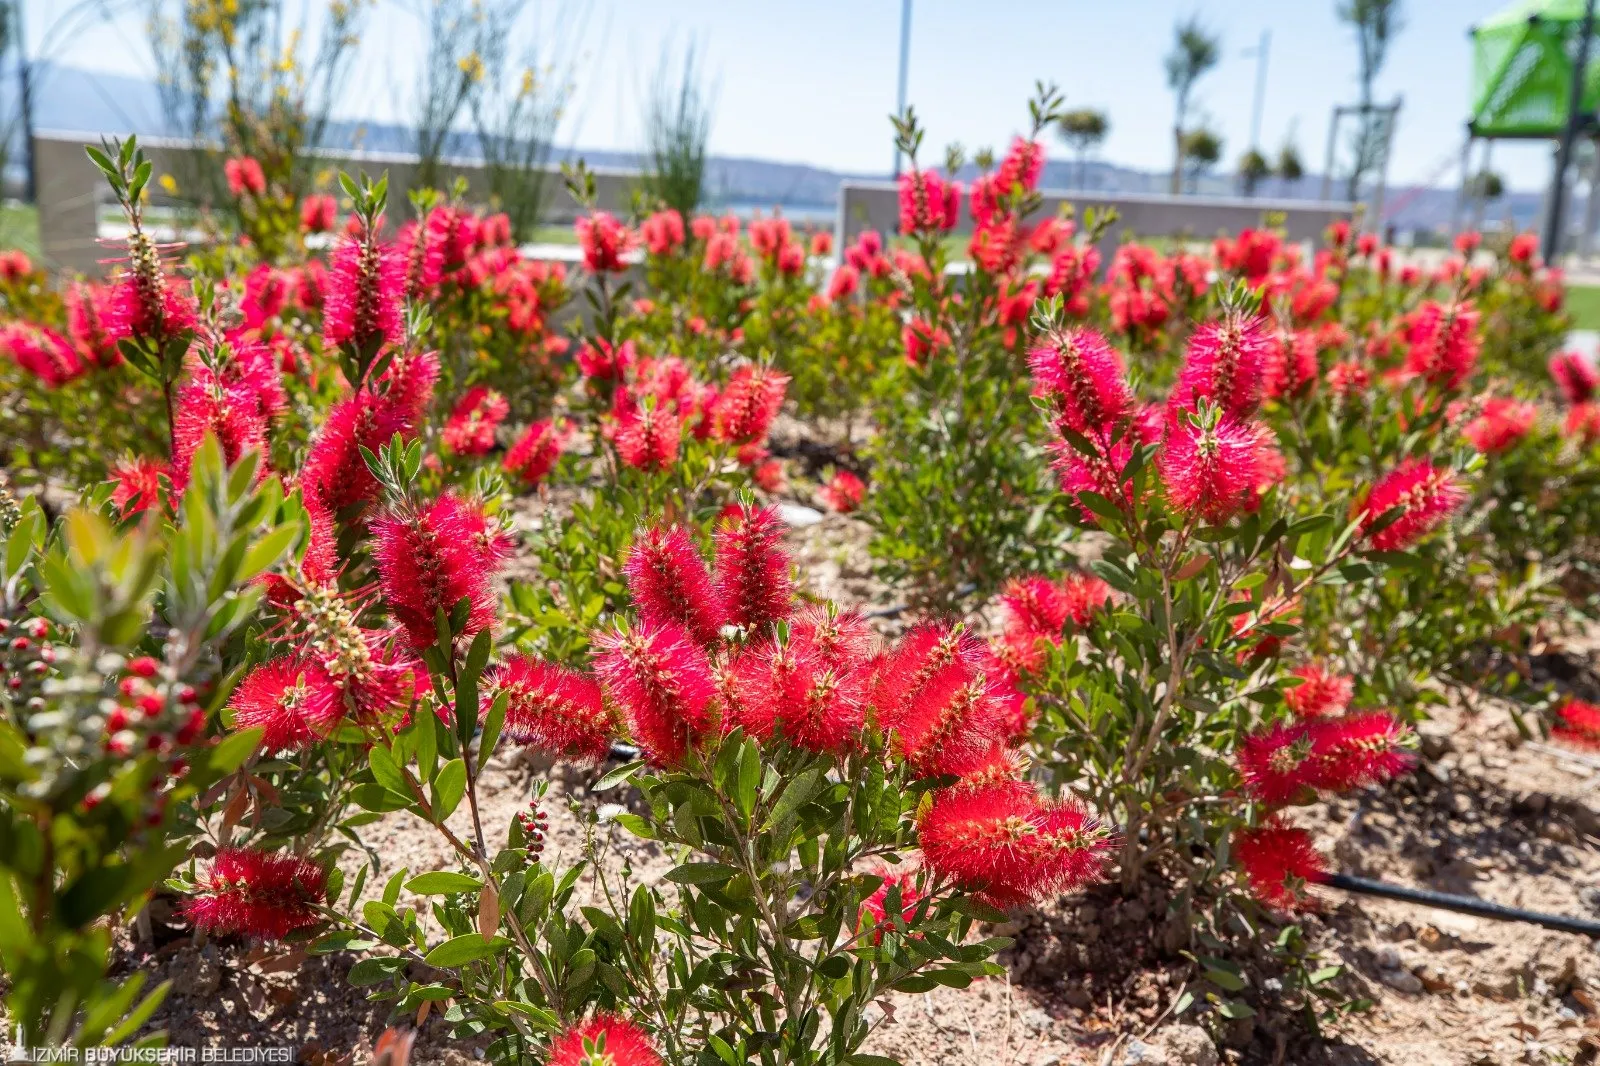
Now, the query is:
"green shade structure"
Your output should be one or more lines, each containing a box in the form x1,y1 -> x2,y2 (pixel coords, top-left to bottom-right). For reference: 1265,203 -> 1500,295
1471,0 -> 1600,138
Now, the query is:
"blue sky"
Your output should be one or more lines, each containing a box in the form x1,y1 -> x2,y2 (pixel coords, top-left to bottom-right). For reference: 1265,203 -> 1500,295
22,0 -> 1555,191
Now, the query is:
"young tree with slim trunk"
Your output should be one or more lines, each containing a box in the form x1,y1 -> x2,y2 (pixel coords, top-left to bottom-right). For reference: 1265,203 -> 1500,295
1057,107 -> 1109,189
1166,16 -> 1221,195
1339,0 -> 1404,201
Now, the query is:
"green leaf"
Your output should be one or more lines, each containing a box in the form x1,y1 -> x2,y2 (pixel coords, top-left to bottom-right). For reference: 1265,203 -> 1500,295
369,745 -> 409,797
424,933 -> 511,967
594,759 -> 644,792
405,871 -> 483,895
663,862 -> 740,886
348,956 -> 407,986
432,758 -> 467,821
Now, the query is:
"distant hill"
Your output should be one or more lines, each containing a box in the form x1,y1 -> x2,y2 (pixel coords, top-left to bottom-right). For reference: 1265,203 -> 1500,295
18,61 -> 1553,235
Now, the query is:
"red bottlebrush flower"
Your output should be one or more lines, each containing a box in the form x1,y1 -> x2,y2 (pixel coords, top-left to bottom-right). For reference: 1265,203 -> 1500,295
776,240 -> 806,276
488,656 -> 612,763
1061,574 -> 1112,626
1567,401 -> 1600,442
184,847 -> 327,940
107,263 -> 197,348
1159,414 -> 1267,524
819,470 -> 865,513
0,249 -> 32,281
1551,699 -> 1600,750
858,870 -> 924,943
875,622 -> 1013,778
576,337 -> 636,381
752,457 -> 786,493
65,282 -> 118,368
1403,301 -> 1480,391
549,1015 -> 662,1066
826,264 -> 860,302
1550,351 -> 1597,404
442,386 -> 511,456
624,525 -> 727,645
296,259 -> 328,309
997,136 -> 1045,193
372,493 -> 508,651
1508,231 -> 1539,265
229,657 -> 345,751
1028,327 -> 1132,437
898,168 -> 961,233
1326,359 -> 1372,399
917,781 -> 1112,907
713,504 -> 793,629
729,633 -> 869,755
1307,710 -> 1414,791
1168,312 -> 1272,419
503,419 -> 572,487
1233,819 -> 1328,912
224,156 -> 266,197
110,456 -> 170,518
902,317 -> 948,367
1462,396 -> 1537,454
999,576 -> 1069,642
641,208 -> 686,256
1264,330 -> 1319,400
576,212 -> 637,273
1284,662 -> 1354,718
1237,721 -> 1315,805
594,622 -> 717,766
1361,460 -> 1467,551
1050,433 -> 1138,525
0,322 -> 87,388
396,214 -> 446,298
300,193 -> 338,234
170,364 -> 270,489
323,235 -> 405,352
220,332 -> 288,421
713,365 -> 789,444
615,404 -> 682,472
300,351 -> 439,513
789,603 -> 880,669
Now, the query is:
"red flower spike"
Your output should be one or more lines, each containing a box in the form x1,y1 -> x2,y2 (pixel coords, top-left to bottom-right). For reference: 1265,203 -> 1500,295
1159,415 -> 1267,524
1362,460 -> 1467,551
1236,721 -> 1315,806
917,781 -> 1113,907
1283,662 -> 1354,718
300,352 -> 439,513
110,457 -> 169,518
229,657 -> 345,751
615,404 -> 682,472
713,365 -> 789,445
1550,352 -> 1598,405
576,212 -> 638,273
170,363 -> 270,490
788,604 -> 880,670
549,1015 -> 662,1066
1307,710 -> 1415,791
488,656 -> 613,764
1,322 -> 87,388
503,419 -> 572,487
1234,819 -> 1328,912
372,492 -> 507,652
1027,327 -> 1132,437
594,622 -> 717,766
819,470 -> 865,513
858,870 -> 925,944
442,386 -> 510,456
875,622 -> 1012,779
713,504 -> 793,630
184,847 -> 327,940
1462,396 -> 1537,455
323,236 -> 405,352
624,525 -> 728,645
730,635 -> 868,755
1403,301 -> 1480,391
1061,574 -> 1113,626
1169,312 -> 1272,419
1551,699 -> 1600,750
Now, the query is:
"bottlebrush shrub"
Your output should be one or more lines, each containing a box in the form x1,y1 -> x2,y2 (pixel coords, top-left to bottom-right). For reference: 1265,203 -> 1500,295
194,476 -> 1112,1064
0,440 -> 298,1047
862,87 -> 1101,607
1004,295 -> 1425,1016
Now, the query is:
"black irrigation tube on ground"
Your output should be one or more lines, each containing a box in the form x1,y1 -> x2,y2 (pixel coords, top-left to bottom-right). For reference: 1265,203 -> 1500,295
1326,873 -> 1600,937
862,583 -> 978,620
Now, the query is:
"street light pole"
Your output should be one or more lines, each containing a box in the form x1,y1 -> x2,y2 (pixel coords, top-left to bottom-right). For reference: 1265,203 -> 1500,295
891,0 -> 912,178
1544,0 -> 1598,262
1246,29 -> 1271,152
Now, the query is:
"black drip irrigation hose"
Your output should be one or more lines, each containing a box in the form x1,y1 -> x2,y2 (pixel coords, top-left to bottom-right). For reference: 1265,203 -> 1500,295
1326,873 -> 1600,937
862,582 -> 979,621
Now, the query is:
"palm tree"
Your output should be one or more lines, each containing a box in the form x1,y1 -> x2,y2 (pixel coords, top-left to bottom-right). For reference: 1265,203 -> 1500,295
1057,108 -> 1109,189
1166,16 -> 1221,194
